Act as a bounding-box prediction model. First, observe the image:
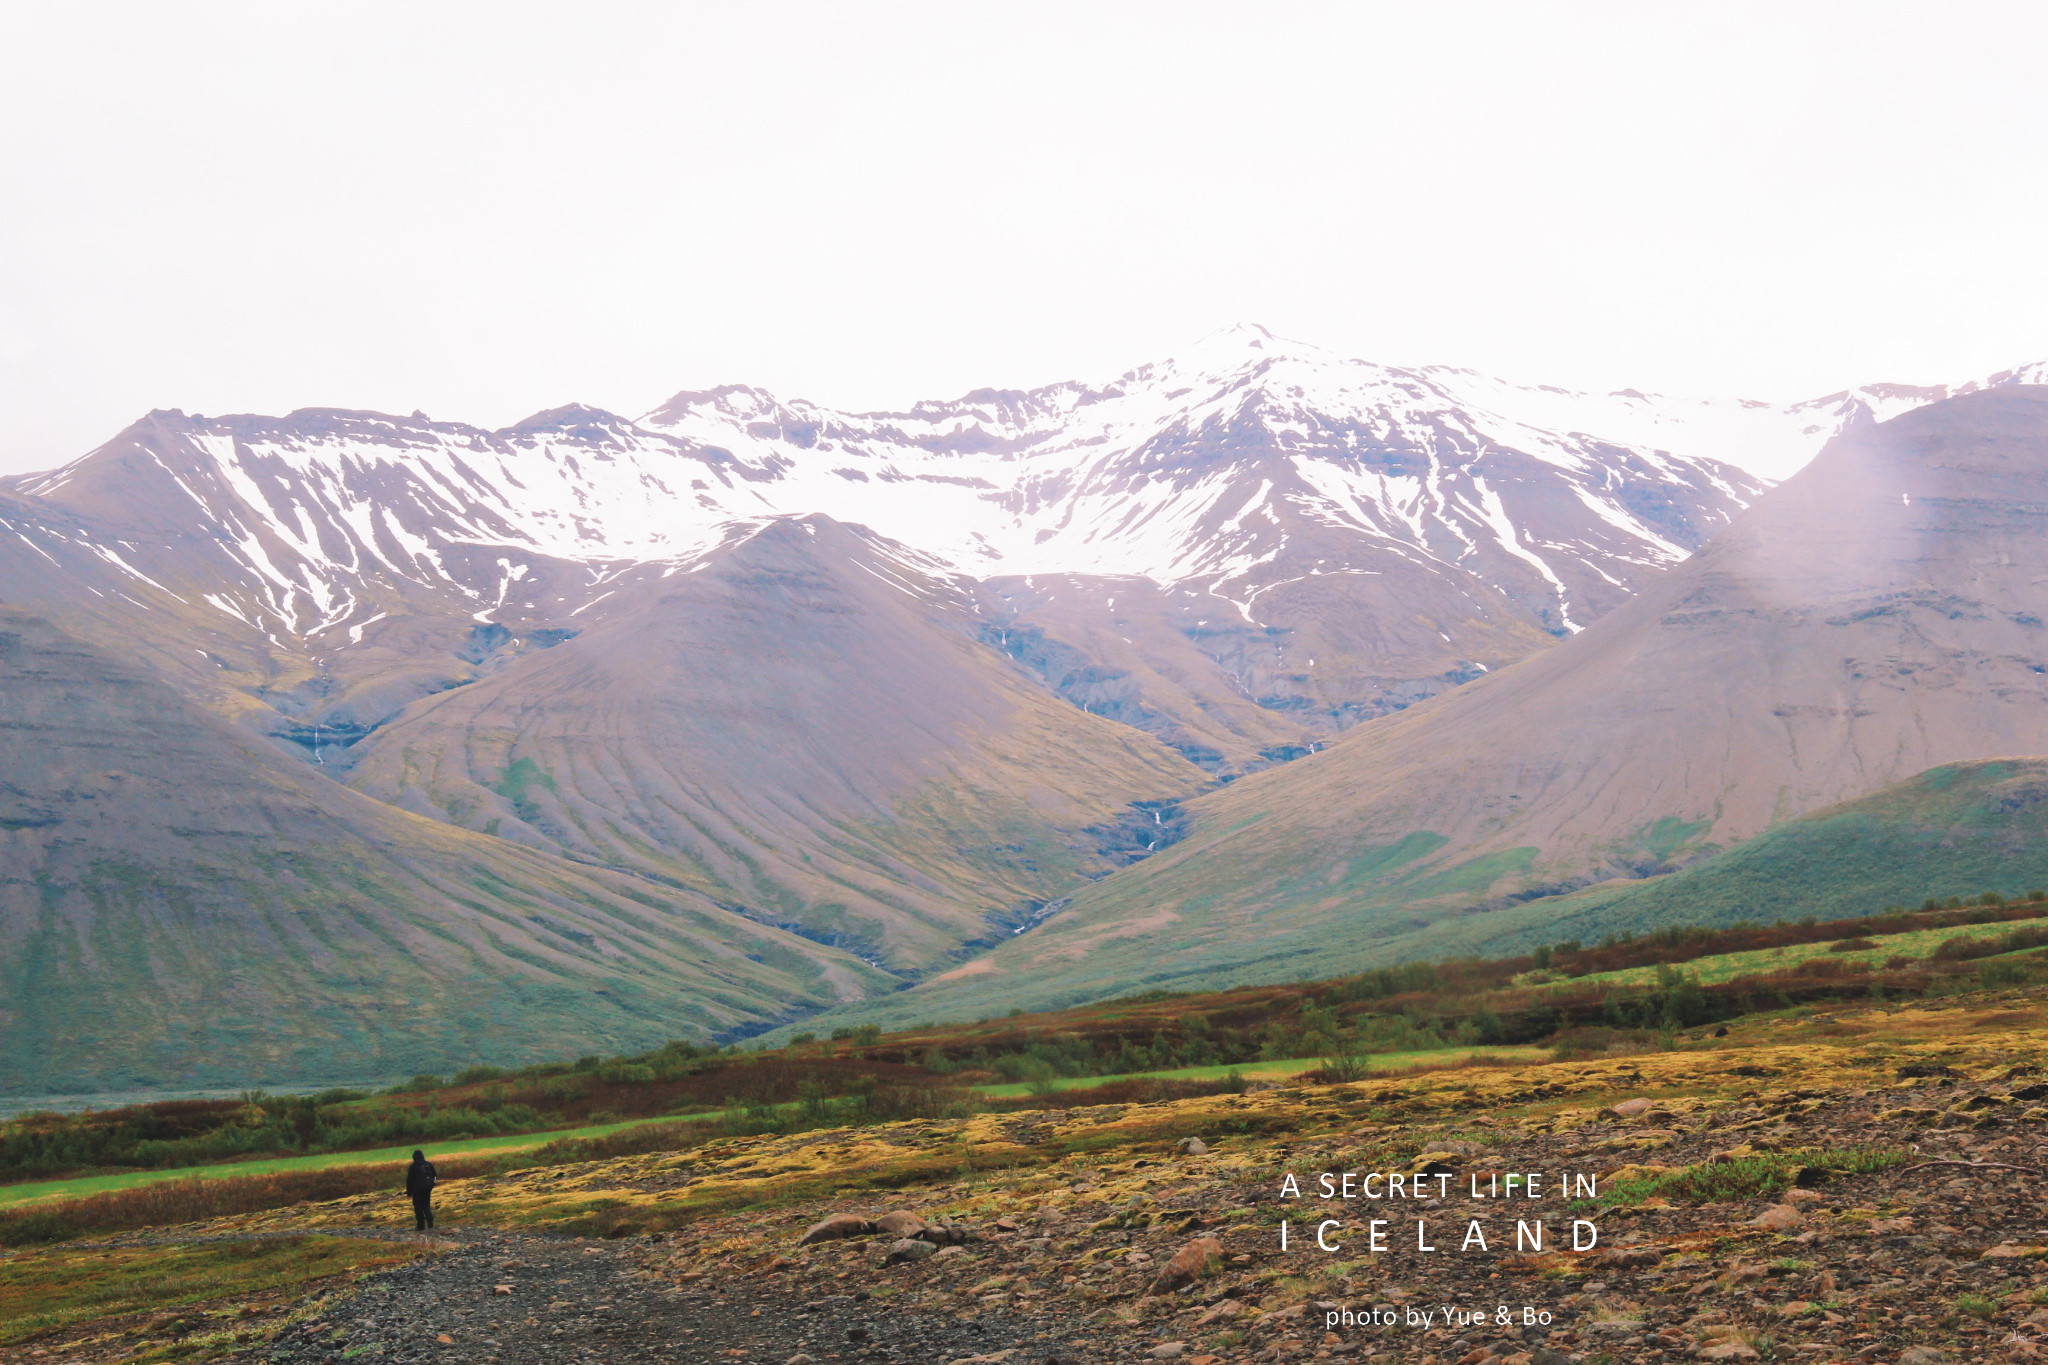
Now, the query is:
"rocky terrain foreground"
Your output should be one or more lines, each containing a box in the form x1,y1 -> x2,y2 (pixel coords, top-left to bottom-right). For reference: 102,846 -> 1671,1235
23,995 -> 2048,1365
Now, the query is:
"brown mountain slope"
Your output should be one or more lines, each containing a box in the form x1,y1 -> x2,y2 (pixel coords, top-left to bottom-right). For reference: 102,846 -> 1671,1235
344,518 -> 1210,972
814,385 -> 2048,1021
0,606 -> 891,1095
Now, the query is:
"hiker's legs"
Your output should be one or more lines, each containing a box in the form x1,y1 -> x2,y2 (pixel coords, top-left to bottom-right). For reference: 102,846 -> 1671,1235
412,1193 -> 431,1231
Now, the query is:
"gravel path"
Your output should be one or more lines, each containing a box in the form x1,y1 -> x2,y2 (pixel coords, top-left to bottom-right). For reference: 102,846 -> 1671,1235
242,1229 -> 1092,1365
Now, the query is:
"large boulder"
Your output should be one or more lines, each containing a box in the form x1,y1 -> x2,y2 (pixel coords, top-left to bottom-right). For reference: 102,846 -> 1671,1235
799,1214 -> 875,1245
885,1237 -> 937,1264
915,1221 -> 977,1246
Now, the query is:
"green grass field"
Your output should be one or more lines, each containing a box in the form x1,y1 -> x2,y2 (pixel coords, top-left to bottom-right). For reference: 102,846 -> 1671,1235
969,1045 -> 1545,1098
0,1113 -> 706,1210
1529,920 -> 2024,994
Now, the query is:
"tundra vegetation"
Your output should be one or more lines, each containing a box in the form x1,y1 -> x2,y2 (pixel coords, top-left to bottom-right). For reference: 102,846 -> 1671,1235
10,891 -> 2048,1361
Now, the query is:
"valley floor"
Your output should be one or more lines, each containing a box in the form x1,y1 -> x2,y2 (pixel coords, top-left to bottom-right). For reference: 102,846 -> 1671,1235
15,992 -> 2048,1363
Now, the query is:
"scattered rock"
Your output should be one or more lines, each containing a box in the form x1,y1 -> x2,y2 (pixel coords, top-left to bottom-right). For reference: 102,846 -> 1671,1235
1747,1204 -> 1803,1232
1611,1097 -> 1657,1117
799,1214 -> 874,1245
1410,1151 -> 1461,1176
786,1356 -> 814,1365
1175,1137 -> 1208,1155
492,1284 -> 512,1295
875,1210 -> 928,1237
1193,1300 -> 1246,1326
1147,1236 -> 1224,1295
1982,1243 -> 2047,1259
1253,1303 -> 1308,1332
1149,1344 -> 1187,1360
1897,1348 -> 1948,1365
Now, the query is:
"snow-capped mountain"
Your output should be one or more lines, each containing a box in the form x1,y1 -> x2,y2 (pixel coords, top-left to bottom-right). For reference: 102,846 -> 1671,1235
3,327 -> 2040,772
6,330 -> 2046,1088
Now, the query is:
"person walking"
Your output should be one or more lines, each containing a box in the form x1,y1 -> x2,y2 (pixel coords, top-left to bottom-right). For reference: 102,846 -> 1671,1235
405,1149 -> 437,1231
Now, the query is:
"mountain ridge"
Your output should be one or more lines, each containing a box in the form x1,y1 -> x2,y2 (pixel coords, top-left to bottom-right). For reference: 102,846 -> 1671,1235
6,335 -> 2048,1087
788,385 -> 2048,1026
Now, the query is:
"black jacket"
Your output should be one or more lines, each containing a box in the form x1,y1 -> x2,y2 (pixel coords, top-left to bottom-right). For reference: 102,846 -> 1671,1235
406,1158 -> 437,1197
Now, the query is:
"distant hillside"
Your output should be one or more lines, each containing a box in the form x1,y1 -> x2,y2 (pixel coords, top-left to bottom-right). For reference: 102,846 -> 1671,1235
0,608 -> 892,1097
345,518 -> 1207,972
791,389 -> 2048,1026
1391,758 -> 2048,959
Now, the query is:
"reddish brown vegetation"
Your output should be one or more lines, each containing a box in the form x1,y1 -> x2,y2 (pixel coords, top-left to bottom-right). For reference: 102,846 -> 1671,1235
0,1153 -> 508,1247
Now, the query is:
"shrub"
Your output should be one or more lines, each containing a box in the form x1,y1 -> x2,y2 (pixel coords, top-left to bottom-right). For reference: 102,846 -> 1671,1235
0,1154 -> 507,1246
1314,1039 -> 1372,1084
1981,959 -> 2030,988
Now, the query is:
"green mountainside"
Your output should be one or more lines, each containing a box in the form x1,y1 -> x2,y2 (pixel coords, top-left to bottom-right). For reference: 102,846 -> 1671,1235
756,755 -> 2048,1036
0,608 -> 892,1097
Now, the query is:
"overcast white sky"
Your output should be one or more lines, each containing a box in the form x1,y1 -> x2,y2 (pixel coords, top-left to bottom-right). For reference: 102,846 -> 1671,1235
2,2 -> 2045,473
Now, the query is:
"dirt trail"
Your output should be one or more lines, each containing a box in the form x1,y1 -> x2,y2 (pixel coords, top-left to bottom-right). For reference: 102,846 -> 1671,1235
239,1227 -> 1092,1365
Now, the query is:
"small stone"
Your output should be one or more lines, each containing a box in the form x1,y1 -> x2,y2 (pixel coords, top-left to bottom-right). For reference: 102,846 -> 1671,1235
1897,1349 -> 1948,1365
1981,1243 -> 2046,1259
994,1217 -> 1019,1232
1695,1345 -> 1757,1362
786,1356 -> 814,1365
492,1285 -> 512,1295
1611,1098 -> 1656,1117
1194,1299 -> 1246,1326
436,1335 -> 455,1346
1150,1344 -> 1187,1360
1176,1137 -> 1208,1155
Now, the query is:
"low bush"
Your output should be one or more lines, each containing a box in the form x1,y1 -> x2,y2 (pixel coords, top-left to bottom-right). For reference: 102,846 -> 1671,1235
0,1153 -> 508,1247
